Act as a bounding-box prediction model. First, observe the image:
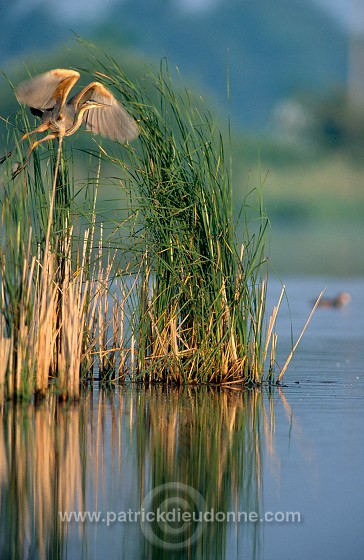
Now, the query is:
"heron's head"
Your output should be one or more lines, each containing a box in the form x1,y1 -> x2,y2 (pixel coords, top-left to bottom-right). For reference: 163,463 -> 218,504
76,99 -> 111,122
82,100 -> 110,110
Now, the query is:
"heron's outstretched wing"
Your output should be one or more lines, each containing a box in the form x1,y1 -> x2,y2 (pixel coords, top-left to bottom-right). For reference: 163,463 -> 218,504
69,82 -> 139,143
15,69 -> 80,111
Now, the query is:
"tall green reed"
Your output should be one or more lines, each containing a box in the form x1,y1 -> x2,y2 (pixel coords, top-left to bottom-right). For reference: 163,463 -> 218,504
0,49 -> 310,400
88,56 -> 277,384
0,116 -> 136,399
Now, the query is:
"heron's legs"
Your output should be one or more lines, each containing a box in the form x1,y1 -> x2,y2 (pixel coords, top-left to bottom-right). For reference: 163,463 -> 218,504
1,130 -> 57,179
18,122 -> 50,144
0,122 -> 51,168
8,134 -> 58,179
26,133 -> 58,160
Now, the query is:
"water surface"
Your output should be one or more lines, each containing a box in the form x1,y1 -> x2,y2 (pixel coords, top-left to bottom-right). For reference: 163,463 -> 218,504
0,277 -> 363,559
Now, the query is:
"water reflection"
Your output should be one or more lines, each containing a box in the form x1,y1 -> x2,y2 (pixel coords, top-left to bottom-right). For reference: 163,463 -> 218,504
0,386 -> 283,560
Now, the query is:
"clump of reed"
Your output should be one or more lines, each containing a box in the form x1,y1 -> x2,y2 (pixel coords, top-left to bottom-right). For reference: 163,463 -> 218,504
0,136 -> 136,401
90,57 -> 287,384
0,51 -> 316,400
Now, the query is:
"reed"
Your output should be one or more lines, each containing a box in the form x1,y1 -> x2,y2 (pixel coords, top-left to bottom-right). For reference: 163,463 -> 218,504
88,56 -> 280,384
0,124 -> 129,399
0,51 -> 315,400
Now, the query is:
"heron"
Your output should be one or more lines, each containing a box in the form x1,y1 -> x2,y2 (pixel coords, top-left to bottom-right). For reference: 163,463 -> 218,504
1,68 -> 139,167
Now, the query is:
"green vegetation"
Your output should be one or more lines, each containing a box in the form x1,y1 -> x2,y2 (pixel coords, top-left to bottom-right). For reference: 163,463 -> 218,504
1,50 -> 314,400
230,132 -> 364,276
91,0 -> 348,129
1,0 -> 358,276
1,0 -> 347,132
101,58 -> 275,384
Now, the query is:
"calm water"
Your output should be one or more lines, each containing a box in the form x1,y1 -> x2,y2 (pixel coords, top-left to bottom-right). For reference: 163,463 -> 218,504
0,277 -> 363,560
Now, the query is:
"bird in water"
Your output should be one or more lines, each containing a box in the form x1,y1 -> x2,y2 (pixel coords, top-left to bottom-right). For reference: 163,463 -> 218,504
1,68 -> 139,170
316,292 -> 351,309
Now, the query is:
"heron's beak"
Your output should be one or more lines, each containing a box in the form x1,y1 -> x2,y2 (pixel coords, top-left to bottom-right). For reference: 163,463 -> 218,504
88,100 -> 111,109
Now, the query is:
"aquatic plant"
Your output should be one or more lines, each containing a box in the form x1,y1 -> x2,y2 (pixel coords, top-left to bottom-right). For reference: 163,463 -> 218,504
0,49 -> 315,400
91,56 -> 285,384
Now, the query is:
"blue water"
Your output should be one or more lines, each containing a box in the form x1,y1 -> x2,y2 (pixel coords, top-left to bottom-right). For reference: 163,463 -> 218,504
0,276 -> 363,560
258,276 -> 364,560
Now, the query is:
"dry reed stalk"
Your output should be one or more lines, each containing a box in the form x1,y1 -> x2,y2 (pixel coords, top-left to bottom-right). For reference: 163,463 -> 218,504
82,278 -> 110,379
276,290 -> 324,382
260,284 -> 286,379
58,274 -> 88,400
35,251 -> 58,397
110,279 -> 129,380
97,288 -> 108,374
0,323 -> 12,402
169,303 -> 181,369
83,280 -> 100,375
111,301 -> 120,375
8,248 -> 38,398
58,229 -> 88,400
221,280 -> 238,370
80,228 -> 132,380
246,279 -> 267,383
96,229 -> 106,371
269,332 -> 278,374
263,285 -> 285,360
147,308 -> 165,357
115,280 -> 127,378
98,252 -> 117,376
130,334 -> 136,378
0,286 -> 10,402
75,228 -> 95,376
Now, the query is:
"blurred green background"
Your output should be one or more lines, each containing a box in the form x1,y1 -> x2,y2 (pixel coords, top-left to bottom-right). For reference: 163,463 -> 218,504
1,0 -> 363,276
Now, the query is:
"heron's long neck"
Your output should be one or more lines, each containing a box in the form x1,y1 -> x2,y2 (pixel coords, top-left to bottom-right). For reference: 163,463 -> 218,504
76,104 -> 93,122
64,105 -> 86,136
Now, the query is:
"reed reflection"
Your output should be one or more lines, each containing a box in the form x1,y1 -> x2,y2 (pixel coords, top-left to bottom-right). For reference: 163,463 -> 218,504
0,386 -> 281,560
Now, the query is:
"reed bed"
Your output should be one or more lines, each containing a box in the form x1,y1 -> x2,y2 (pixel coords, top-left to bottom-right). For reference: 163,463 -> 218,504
0,52 -> 311,400
0,139 -> 137,400
91,57 -> 282,384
